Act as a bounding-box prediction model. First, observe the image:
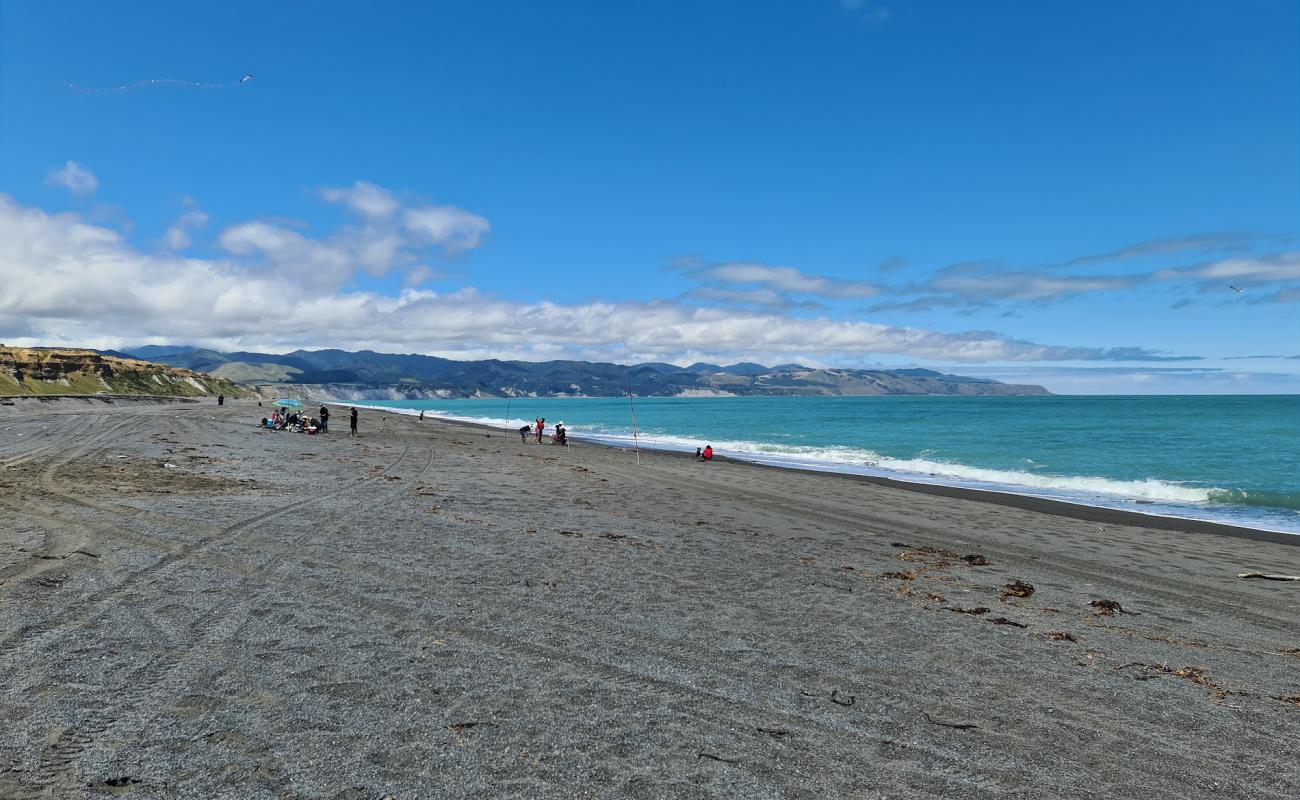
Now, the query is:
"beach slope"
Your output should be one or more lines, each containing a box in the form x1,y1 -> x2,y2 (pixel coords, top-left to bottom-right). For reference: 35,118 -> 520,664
0,399 -> 1296,798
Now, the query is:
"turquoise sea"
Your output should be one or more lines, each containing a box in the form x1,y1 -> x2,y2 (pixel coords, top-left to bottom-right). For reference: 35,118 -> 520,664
360,395 -> 1300,534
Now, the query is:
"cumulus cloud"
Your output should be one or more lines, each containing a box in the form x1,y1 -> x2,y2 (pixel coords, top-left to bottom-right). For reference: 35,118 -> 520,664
163,202 -> 210,251
402,206 -> 490,251
219,220 -> 357,285
211,181 -> 492,287
0,191 -> 1184,365
44,161 -> 98,196
321,179 -> 490,250
321,181 -> 399,218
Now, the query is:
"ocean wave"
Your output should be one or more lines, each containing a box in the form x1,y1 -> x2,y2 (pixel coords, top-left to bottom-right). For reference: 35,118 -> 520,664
487,423 -> 1232,507
1206,488 -> 1300,512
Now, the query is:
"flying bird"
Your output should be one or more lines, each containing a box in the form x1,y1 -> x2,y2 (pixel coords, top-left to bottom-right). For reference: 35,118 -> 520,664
1229,285 -> 1244,293
240,74 -> 254,83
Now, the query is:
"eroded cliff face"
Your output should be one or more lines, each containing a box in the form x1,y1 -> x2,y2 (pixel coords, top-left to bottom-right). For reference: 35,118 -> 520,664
0,347 -> 250,398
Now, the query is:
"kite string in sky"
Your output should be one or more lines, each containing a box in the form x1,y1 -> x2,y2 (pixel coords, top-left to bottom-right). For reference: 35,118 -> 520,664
66,74 -> 253,94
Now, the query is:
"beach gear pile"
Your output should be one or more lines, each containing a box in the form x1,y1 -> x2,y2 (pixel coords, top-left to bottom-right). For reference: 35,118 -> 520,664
260,402 -> 324,434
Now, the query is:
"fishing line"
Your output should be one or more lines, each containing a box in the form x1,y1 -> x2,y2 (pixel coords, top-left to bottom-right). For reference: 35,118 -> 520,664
67,74 -> 253,94
622,338 -> 641,466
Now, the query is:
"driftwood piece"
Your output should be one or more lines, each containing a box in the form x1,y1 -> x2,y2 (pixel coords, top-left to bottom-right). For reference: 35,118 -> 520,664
924,712 -> 979,730
988,617 -> 1028,629
1237,572 -> 1300,582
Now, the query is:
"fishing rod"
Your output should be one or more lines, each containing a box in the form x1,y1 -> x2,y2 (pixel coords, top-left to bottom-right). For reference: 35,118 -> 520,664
622,338 -> 641,466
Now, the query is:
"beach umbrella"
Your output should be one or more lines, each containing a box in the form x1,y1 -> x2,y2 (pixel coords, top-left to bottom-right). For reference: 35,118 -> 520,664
272,398 -> 303,407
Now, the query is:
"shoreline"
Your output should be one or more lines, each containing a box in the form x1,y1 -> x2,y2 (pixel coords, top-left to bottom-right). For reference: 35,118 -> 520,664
339,400 -> 1300,547
4,398 -> 1298,797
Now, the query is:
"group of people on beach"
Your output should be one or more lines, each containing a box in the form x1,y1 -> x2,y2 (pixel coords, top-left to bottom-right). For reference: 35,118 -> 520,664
251,401 -> 713,459
519,417 -> 566,446
259,404 -> 359,436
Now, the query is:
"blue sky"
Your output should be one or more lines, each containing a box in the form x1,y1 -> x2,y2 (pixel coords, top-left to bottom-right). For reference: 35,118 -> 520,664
1,1 -> 1297,393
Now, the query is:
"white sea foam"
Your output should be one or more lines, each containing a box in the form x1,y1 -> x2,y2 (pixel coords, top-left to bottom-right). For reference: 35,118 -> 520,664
366,403 -> 1223,506
353,401 -> 1299,533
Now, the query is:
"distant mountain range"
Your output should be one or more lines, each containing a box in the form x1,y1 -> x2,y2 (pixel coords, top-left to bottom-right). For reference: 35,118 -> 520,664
121,346 -> 1050,398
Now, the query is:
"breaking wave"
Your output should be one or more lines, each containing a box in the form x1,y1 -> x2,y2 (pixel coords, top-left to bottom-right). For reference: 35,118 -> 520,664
358,403 -> 1300,531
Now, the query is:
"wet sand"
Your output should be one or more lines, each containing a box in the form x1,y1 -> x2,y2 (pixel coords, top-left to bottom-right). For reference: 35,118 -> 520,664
1,397 -> 1297,798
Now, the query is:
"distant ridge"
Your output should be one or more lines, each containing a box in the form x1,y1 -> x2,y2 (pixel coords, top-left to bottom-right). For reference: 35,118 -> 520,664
121,346 -> 1051,399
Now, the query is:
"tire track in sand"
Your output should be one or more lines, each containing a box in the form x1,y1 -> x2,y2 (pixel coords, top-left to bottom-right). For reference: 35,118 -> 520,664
1,439 -> 423,796
0,441 -> 413,662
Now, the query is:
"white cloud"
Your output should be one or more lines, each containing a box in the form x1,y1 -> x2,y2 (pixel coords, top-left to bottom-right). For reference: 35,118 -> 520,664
321,180 -> 489,252
402,205 -> 490,251
0,191 -> 1179,364
403,265 -> 442,287
214,181 -> 491,285
321,181 -> 399,218
218,220 -> 355,286
957,365 -> 1300,395
1057,232 -> 1257,267
1155,252 -> 1300,285
684,285 -> 828,311
44,161 -> 98,196
925,269 -> 1140,301
693,261 -> 881,299
163,206 -> 210,251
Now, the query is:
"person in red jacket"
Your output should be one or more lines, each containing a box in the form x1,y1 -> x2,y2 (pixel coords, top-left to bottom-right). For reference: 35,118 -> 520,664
700,445 -> 713,461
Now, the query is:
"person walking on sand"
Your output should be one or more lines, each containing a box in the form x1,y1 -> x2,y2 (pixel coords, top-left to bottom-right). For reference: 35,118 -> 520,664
350,407 -> 358,436
319,405 -> 330,433
419,410 -> 424,423
535,417 -> 545,445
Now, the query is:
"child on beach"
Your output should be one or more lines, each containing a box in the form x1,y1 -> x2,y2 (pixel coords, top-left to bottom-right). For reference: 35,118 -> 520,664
350,407 -> 358,436
535,418 -> 545,444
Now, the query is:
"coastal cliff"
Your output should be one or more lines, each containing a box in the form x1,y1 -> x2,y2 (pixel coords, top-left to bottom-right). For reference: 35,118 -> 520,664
0,346 -> 250,398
